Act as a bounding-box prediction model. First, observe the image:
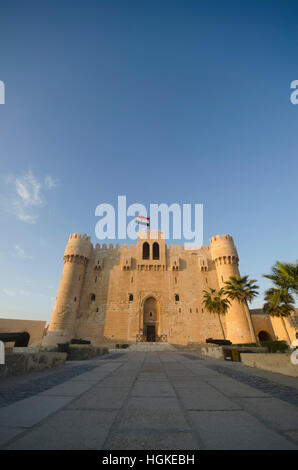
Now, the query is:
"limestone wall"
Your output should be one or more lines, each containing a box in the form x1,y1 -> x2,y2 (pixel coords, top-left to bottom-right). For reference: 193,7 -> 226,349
44,231 -> 257,347
0,350 -> 67,378
251,313 -> 276,340
240,353 -> 298,377
0,319 -> 46,347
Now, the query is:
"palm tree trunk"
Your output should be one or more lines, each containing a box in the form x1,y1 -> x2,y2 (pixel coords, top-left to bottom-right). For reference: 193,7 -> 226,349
244,301 -> 259,345
218,314 -> 226,340
281,316 -> 291,344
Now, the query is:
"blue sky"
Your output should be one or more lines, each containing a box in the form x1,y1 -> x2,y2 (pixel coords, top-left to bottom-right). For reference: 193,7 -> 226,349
0,0 -> 297,322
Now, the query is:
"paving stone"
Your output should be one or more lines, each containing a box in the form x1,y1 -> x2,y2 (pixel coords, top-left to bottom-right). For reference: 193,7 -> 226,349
170,376 -> 212,388
206,377 -> 270,397
68,387 -> 130,410
0,395 -> 72,428
131,381 -> 175,397
207,364 -> 298,406
176,386 -> 242,410
1,350 -> 297,450
98,377 -> 136,387
39,380 -> 95,397
105,430 -> 200,450
233,397 -> 298,431
5,410 -> 118,450
164,368 -> 196,377
0,426 -> 26,448
117,397 -> 190,431
0,363 -> 99,407
188,410 -> 298,450
138,373 -> 168,382
284,431 -> 298,444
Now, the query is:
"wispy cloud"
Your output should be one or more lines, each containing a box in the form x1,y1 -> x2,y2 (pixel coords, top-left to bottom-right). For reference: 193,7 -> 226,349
12,244 -> 32,260
44,175 -> 58,190
3,170 -> 59,223
1,288 -> 48,298
2,289 -> 16,297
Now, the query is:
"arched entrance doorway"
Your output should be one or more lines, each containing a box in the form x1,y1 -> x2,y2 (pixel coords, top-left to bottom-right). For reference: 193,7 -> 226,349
143,297 -> 159,342
258,330 -> 271,342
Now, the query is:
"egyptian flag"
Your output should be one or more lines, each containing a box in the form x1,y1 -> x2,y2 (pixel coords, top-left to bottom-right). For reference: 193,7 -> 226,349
135,216 -> 150,226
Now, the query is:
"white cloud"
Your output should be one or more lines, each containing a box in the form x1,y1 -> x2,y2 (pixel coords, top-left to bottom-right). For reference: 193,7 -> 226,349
4,170 -> 59,223
2,289 -> 16,297
44,175 -> 58,190
1,288 -> 40,298
12,244 -> 32,260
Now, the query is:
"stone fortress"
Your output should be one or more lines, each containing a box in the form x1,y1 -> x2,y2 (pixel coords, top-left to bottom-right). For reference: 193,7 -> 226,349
42,230 -> 297,348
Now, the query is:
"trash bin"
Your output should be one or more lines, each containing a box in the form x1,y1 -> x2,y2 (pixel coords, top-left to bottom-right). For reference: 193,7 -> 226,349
231,349 -> 241,362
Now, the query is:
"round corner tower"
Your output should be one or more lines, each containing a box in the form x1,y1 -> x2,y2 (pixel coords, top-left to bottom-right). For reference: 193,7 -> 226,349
209,234 -> 256,344
42,233 -> 92,347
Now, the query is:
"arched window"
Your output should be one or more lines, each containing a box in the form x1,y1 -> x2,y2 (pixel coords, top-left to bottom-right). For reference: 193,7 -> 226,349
153,242 -> 159,260
175,294 -> 179,302
90,293 -> 96,303
129,293 -> 133,302
143,242 -> 150,259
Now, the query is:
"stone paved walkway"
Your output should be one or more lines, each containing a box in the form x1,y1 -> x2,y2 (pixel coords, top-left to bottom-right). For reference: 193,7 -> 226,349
0,350 -> 298,450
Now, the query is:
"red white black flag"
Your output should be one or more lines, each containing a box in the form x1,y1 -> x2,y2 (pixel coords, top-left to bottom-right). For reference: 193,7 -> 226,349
135,216 -> 150,226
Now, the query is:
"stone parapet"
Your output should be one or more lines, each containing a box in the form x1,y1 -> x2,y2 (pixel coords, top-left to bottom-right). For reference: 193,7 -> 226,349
0,350 -> 67,378
240,353 -> 298,377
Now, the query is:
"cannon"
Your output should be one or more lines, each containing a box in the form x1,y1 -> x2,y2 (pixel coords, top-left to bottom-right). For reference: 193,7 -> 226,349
206,338 -> 232,346
0,332 -> 30,347
70,339 -> 91,345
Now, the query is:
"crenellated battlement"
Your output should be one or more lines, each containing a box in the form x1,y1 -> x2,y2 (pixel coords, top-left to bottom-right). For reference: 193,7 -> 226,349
43,228 -> 256,348
209,234 -> 233,244
64,232 -> 92,260
208,234 -> 239,265
68,233 -> 91,242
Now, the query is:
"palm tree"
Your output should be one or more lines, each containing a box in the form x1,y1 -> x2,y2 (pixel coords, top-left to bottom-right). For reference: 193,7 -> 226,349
263,261 -> 298,343
263,287 -> 295,344
224,275 -> 259,344
264,261 -> 298,295
203,288 -> 231,340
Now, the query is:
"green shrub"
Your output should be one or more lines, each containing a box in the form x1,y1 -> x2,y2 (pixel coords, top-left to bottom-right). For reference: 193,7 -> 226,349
260,340 -> 289,353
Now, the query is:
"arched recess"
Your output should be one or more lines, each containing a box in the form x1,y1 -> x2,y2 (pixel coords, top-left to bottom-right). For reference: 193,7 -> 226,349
142,242 -> 150,260
153,242 -> 160,260
142,296 -> 160,341
258,330 -> 272,342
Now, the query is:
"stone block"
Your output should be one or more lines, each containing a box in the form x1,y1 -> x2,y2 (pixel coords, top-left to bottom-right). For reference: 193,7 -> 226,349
0,351 -> 67,378
240,353 -> 298,377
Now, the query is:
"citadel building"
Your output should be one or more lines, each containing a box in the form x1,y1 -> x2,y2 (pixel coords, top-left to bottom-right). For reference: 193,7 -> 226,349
42,230 -> 297,348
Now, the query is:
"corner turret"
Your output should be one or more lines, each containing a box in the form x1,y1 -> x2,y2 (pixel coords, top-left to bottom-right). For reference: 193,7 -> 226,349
42,233 -> 92,347
209,234 -> 256,344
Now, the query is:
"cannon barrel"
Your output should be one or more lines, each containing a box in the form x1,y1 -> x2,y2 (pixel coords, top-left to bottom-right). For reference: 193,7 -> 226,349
0,332 -> 30,347
206,338 -> 232,346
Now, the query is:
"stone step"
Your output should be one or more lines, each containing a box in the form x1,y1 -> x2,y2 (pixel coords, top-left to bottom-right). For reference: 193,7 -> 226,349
128,342 -> 176,351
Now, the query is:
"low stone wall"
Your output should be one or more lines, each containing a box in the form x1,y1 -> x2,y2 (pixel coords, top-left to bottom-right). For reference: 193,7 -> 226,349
66,345 -> 109,361
174,343 -> 225,359
240,353 -> 298,377
0,349 -> 67,379
176,343 -> 268,360
196,345 -> 225,359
